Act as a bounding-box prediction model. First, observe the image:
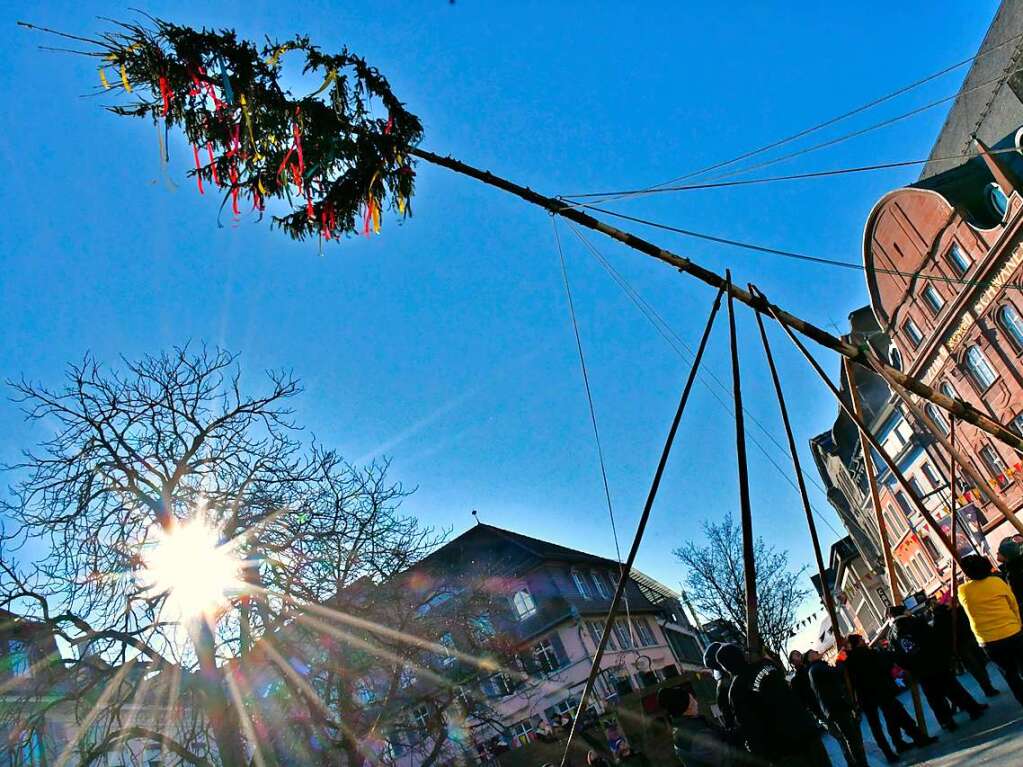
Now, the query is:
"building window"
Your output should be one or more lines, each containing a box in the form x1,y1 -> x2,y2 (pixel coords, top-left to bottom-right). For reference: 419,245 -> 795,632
903,318 -> 924,348
399,665 -> 417,689
509,719 -> 534,748
6,640 -> 30,677
921,462 -> 942,489
965,345 -> 998,390
895,490 -> 914,517
883,505 -> 906,537
354,677 -> 376,704
987,182 -> 1009,219
613,618 -> 635,649
1013,412 -> 1023,436
470,613 -> 496,643
940,381 -> 960,401
586,620 -> 618,651
533,639 -> 562,674
922,285 -> 945,313
634,618 -> 657,647
889,346 -> 903,370
486,672 -> 515,697
412,703 -> 431,732
908,476 -> 925,499
947,242 -> 972,275
591,571 -> 611,599
926,404 -> 949,436
980,445 -> 1011,486
999,305 -> 1023,349
571,570 -> 592,599
512,588 -> 537,620
439,633 -> 456,666
922,536 -> 942,563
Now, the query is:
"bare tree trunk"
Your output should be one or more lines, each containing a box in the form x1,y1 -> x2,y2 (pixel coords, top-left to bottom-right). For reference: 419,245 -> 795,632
194,620 -> 248,767
410,147 -> 1023,454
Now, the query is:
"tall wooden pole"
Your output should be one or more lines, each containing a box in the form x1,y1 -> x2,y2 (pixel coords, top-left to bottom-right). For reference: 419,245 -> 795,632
844,358 -> 903,606
950,417 -> 960,656
411,147 -> 1023,454
755,292 -> 963,567
866,352 -> 1023,537
726,271 -> 760,657
753,301 -> 843,646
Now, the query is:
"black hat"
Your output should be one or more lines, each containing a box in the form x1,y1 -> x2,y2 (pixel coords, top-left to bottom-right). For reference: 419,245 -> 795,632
715,643 -> 746,675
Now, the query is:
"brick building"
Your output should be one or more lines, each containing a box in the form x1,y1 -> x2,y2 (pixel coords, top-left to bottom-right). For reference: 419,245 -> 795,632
862,1 -> 1023,553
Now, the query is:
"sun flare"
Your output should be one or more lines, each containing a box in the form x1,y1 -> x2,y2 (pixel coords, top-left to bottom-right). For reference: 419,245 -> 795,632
140,515 -> 242,621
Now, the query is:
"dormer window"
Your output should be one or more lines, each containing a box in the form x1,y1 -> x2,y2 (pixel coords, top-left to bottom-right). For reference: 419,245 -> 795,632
512,588 -> 537,620
947,243 -> 972,275
903,318 -> 924,348
922,285 -> 944,314
591,570 -> 611,599
986,182 -> 1009,220
571,569 -> 592,599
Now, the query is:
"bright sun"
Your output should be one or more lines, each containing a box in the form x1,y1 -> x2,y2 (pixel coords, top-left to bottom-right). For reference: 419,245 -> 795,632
140,516 -> 243,621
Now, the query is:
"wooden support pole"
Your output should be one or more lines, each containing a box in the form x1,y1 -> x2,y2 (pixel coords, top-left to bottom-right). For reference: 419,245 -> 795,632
844,358 -> 903,606
755,291 -> 963,568
412,147 -> 1023,454
865,352 -> 1023,537
752,297 -> 843,646
559,284 -> 726,767
951,417 -> 959,657
726,271 -> 760,657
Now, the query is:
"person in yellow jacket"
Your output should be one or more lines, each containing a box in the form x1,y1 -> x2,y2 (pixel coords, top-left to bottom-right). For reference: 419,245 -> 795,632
958,554 -> 1023,705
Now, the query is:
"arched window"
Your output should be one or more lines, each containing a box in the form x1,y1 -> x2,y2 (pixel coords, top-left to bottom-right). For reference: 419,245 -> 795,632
925,403 -> 949,436
940,382 -> 960,401
987,182 -> 1009,219
965,345 -> 997,390
889,346 -> 903,370
999,304 -> 1023,349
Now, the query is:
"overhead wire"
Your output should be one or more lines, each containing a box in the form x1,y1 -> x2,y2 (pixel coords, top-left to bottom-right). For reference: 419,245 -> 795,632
551,217 -> 637,645
569,29 -> 1023,204
564,221 -> 843,539
568,202 -> 1023,292
558,146 -> 1023,202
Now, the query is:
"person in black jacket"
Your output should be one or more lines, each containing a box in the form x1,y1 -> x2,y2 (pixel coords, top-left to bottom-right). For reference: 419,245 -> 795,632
657,685 -> 738,767
889,606 -> 987,731
716,643 -> 831,767
931,602 -> 999,697
805,650 -> 868,767
788,650 -> 825,725
843,634 -> 935,760
997,535 -> 1023,608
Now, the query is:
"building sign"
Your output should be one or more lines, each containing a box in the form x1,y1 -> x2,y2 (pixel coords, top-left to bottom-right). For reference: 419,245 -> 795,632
937,503 -> 992,559
946,242 -> 1023,350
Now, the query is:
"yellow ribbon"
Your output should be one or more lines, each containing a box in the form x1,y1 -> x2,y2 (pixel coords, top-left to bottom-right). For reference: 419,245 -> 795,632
265,43 -> 294,67
309,68 -> 337,98
99,67 -> 111,89
240,94 -> 262,160
120,63 -> 132,93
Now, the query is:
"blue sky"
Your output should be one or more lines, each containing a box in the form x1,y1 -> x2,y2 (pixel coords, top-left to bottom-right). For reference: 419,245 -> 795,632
0,2 -> 1002,623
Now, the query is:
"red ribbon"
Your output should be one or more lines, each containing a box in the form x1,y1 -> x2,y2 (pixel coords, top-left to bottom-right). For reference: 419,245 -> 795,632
159,76 -> 172,116
191,144 -> 205,194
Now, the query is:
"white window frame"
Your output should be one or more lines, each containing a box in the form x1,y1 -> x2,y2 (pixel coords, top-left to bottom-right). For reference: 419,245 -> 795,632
941,381 -> 960,401
571,569 -> 592,599
591,570 -> 611,599
922,284 -> 945,313
533,639 -> 561,674
926,404 -> 949,436
980,445 -> 1010,485
999,304 -> 1023,349
921,462 -> 941,489
903,318 -> 924,348
947,242 -> 972,275
965,345 -> 998,390
512,588 -> 537,620
634,617 -> 657,646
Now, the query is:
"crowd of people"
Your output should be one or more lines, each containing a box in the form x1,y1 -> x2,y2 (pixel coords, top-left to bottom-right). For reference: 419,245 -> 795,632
651,542 -> 1023,767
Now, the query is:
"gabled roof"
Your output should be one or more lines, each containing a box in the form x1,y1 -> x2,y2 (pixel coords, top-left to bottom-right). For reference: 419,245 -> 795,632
421,522 -> 622,571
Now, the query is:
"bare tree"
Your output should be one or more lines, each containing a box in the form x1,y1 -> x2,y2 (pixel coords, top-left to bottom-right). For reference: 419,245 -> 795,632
0,347 -> 486,766
673,515 -> 808,653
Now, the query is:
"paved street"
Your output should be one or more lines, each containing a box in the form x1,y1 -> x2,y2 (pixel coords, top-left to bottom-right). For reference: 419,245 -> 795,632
822,672 -> 1023,766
